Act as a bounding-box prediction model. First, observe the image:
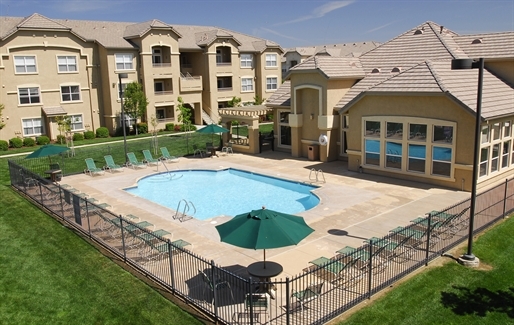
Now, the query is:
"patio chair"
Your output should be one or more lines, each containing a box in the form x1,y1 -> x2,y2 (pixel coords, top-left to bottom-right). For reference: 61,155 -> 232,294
142,149 -> 159,166
199,269 -> 234,303
126,152 -> 147,169
159,147 -> 179,163
192,144 -> 206,157
244,293 -> 270,324
367,236 -> 415,264
84,158 -> 105,176
291,282 -> 323,312
221,142 -> 234,155
103,155 -> 124,173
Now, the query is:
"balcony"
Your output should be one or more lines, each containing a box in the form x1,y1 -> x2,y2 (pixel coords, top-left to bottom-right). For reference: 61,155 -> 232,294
218,87 -> 233,92
154,90 -> 174,96
180,75 -> 202,92
153,63 -> 172,68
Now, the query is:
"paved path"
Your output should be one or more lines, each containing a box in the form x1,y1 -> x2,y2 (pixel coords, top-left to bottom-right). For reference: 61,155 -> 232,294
62,151 -> 470,279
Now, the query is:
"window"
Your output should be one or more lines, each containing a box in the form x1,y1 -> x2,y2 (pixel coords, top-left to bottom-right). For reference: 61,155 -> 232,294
386,122 -> 403,138
433,125 -> 453,143
61,85 -> 80,102
386,142 -> 402,169
492,122 -> 501,141
240,54 -> 253,68
365,139 -> 380,166
408,144 -> 426,173
241,78 -> 253,92
156,109 -> 165,119
265,54 -> 277,67
409,123 -> 427,141
57,56 -> 77,72
481,125 -> 489,144
14,56 -> 37,73
491,143 -> 500,172
432,147 -> 452,177
480,147 -> 489,177
22,118 -> 42,136
18,87 -> 40,104
266,77 -> 277,90
290,60 -> 298,68
152,48 -> 162,64
278,111 -> 291,146
69,114 -> 84,131
502,141 -> 510,168
117,83 -> 128,99
365,121 -> 380,137
115,54 -> 133,70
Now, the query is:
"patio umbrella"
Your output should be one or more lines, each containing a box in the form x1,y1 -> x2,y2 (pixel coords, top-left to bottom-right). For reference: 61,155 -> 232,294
25,144 -> 69,163
215,207 -> 314,268
196,124 -> 229,143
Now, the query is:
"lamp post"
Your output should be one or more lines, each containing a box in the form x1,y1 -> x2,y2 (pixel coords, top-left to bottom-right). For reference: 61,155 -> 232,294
118,73 -> 129,165
451,57 -> 483,267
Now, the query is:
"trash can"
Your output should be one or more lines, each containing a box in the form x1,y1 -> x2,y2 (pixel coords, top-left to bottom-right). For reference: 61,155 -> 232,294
307,145 -> 319,161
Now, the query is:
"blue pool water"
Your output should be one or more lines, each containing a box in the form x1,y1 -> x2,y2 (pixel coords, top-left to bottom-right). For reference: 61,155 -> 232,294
124,168 -> 320,220
365,140 -> 452,161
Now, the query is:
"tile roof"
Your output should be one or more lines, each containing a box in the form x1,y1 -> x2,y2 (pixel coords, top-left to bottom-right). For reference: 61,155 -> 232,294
0,13 -> 281,52
266,80 -> 292,107
337,60 -> 514,120
288,56 -> 365,79
284,41 -> 380,58
454,32 -> 514,59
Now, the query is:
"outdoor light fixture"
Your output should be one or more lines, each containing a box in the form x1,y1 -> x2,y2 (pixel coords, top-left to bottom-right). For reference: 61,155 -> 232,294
118,73 -> 129,165
451,57 -> 483,267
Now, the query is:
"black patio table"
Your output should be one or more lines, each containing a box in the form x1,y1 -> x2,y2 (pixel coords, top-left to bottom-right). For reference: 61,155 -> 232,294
247,261 -> 283,298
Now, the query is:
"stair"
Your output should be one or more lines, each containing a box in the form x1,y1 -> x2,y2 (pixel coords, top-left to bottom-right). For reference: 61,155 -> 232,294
201,108 -> 216,125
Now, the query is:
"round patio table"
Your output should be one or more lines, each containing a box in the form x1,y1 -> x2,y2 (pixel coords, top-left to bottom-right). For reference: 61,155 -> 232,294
247,261 -> 283,298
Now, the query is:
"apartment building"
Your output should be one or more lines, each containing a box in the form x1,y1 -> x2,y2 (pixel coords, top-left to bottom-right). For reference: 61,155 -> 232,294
0,13 -> 283,141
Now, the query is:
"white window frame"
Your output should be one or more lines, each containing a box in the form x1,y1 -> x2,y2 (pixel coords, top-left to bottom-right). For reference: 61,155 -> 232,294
69,114 -> 84,131
57,56 -> 78,72
22,117 -> 43,136
241,77 -> 254,92
265,53 -> 277,67
18,87 -> 41,105
266,77 -> 278,91
115,53 -> 134,70
61,85 -> 81,102
240,54 -> 253,68
14,55 -> 37,74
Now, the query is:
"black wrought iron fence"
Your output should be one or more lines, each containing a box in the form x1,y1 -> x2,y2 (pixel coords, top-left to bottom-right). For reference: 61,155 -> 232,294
8,160 -> 513,325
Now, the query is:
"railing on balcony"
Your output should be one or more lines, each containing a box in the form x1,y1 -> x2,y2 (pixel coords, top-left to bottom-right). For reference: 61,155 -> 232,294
180,63 -> 192,69
152,63 -> 172,68
180,73 -> 202,92
216,62 -> 231,66
154,90 -> 174,96
217,87 -> 233,91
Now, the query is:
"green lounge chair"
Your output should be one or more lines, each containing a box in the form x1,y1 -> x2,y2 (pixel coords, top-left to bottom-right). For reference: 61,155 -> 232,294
103,155 -> 124,173
160,147 -> 179,163
84,158 -> 105,176
142,149 -> 159,166
127,152 -> 147,169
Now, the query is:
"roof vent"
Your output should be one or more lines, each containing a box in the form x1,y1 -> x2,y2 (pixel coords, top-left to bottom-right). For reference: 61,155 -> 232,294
440,26 -> 444,34
371,68 -> 381,73
414,29 -> 424,35
472,38 -> 483,44
391,67 -> 401,73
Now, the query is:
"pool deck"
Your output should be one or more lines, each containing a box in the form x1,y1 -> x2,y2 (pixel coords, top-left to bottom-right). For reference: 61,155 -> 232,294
62,150 -> 470,279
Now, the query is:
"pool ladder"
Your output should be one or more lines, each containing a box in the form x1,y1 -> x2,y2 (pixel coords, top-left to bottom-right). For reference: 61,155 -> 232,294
174,199 -> 196,222
309,168 -> 326,183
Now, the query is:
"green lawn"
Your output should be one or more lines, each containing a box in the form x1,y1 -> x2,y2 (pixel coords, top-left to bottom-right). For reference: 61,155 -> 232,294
339,217 -> 514,325
0,158 -> 206,324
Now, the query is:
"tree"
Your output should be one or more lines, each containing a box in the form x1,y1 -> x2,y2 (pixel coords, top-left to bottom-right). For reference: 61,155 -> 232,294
0,103 -> 5,130
55,115 -> 71,144
253,95 -> 265,105
149,114 -> 159,155
123,82 -> 148,135
177,97 -> 192,131
227,96 -> 242,107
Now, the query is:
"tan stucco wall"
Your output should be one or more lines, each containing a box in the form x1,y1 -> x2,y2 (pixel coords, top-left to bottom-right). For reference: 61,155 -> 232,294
486,60 -> 514,86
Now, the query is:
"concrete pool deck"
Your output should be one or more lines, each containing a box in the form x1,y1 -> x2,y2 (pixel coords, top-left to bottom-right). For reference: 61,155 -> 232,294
62,150 -> 470,279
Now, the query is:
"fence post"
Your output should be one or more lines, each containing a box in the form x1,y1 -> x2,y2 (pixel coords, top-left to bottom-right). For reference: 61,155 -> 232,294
58,186 -> 65,220
167,240 -> 176,291
367,243 -> 373,299
285,277 -> 290,325
503,179 -> 508,218
119,216 -> 127,262
425,213 -> 433,267
210,260 -> 219,323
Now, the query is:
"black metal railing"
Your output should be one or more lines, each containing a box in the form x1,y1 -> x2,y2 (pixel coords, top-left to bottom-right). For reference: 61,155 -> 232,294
8,158 -> 514,325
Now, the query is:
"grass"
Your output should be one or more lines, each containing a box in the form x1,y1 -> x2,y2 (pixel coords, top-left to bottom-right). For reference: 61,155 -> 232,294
0,157 -> 206,324
338,217 -> 514,325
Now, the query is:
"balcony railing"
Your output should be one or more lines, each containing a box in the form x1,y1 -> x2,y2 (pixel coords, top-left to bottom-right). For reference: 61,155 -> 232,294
180,74 -> 202,92
217,87 -> 233,91
154,90 -> 174,95
152,63 -> 172,68
216,62 -> 231,66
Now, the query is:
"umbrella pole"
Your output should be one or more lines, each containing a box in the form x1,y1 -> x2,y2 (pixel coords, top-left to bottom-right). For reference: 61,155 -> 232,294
264,249 -> 266,269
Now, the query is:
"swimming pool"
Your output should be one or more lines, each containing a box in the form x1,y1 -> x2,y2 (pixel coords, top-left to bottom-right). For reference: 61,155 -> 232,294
124,168 -> 320,221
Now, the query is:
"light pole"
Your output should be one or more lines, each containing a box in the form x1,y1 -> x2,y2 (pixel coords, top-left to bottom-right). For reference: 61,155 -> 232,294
118,73 -> 129,165
451,58 -> 483,267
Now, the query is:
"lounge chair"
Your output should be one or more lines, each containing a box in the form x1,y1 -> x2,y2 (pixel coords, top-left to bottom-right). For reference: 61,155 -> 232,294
103,155 -> 124,173
221,142 -> 234,155
367,236 -> 415,263
337,245 -> 388,274
308,256 -> 363,287
160,147 -> 179,163
142,149 -> 159,166
126,152 -> 147,169
291,282 -> 323,312
84,158 -> 105,176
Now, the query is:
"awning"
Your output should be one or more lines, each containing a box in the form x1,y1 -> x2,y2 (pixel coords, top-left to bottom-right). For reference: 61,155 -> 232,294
42,106 -> 67,116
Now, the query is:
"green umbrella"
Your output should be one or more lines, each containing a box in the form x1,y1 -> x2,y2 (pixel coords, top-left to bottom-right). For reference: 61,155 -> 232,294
25,144 -> 70,163
196,124 -> 229,143
215,207 -> 314,268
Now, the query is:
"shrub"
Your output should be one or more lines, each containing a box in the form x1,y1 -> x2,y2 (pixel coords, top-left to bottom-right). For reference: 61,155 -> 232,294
72,133 -> 84,141
84,130 -> 95,139
9,137 -> 23,148
96,127 -> 109,138
136,123 -> 148,134
36,136 -> 50,145
165,123 -> 175,132
179,124 -> 196,132
56,135 -> 66,144
0,140 -> 8,151
174,124 -> 182,132
23,137 -> 36,147
115,126 -> 130,137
